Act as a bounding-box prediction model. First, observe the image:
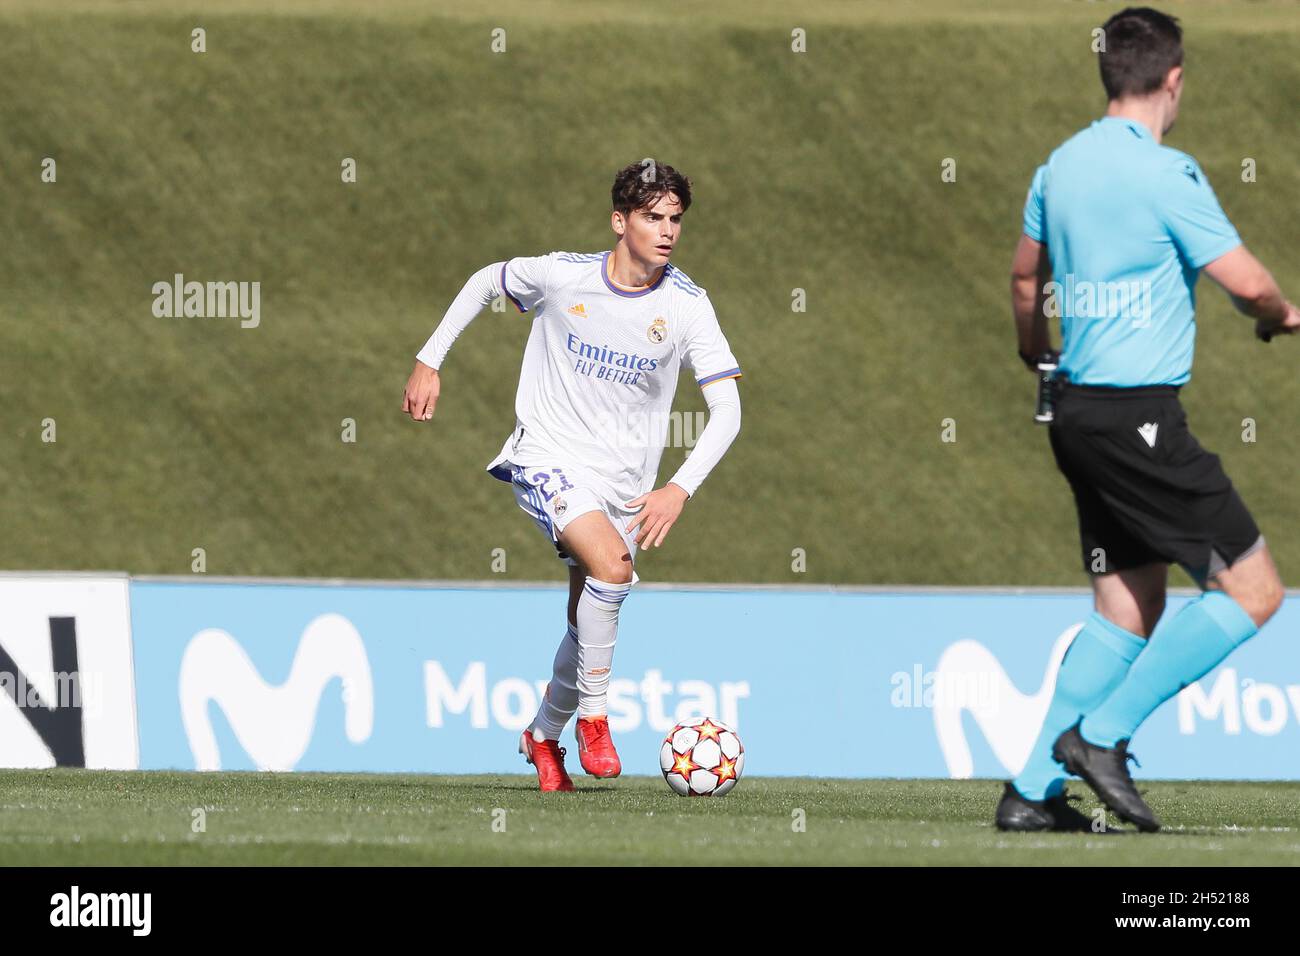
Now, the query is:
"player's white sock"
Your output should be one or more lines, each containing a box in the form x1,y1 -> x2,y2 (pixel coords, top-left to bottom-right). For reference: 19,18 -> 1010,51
575,576 -> 632,718
532,622 -> 580,740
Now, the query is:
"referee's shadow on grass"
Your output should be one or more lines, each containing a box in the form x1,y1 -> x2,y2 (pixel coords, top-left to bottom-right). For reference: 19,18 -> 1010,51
995,824 -> 1140,837
1074,808 -> 1145,836
1074,812 -> 1165,836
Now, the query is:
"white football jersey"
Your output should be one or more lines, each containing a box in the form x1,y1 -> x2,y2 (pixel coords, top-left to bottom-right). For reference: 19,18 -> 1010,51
487,251 -> 741,505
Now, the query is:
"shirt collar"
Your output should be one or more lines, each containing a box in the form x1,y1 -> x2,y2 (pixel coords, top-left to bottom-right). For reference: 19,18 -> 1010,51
1100,115 -> 1155,143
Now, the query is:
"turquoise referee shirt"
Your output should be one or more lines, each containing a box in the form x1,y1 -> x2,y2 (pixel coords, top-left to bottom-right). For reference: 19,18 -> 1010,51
1023,116 -> 1241,386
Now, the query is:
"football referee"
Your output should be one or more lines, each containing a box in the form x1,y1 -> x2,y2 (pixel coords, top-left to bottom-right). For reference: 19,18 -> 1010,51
998,7 -> 1300,833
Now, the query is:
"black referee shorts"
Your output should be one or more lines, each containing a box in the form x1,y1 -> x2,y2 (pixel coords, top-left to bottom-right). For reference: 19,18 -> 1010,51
1049,383 -> 1262,583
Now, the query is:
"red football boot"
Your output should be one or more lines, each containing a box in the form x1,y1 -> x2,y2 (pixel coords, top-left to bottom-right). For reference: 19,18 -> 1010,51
519,729 -> 575,792
575,716 -> 622,778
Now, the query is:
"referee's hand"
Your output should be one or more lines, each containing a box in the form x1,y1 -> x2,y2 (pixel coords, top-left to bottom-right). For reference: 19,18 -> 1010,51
403,361 -> 441,421
1256,303 -> 1300,342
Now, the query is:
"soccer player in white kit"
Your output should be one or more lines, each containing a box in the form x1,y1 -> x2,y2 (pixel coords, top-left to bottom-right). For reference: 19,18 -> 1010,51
402,161 -> 743,791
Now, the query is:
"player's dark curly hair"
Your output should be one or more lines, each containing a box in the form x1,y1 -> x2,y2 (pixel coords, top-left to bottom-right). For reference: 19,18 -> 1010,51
611,160 -> 692,216
1099,7 -> 1183,100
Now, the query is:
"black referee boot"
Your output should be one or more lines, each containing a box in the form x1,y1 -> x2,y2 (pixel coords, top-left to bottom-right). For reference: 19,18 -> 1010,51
995,782 -> 1093,832
1053,722 -> 1160,832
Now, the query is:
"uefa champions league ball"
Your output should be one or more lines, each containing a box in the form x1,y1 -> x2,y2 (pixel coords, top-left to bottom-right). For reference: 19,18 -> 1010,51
659,717 -> 745,796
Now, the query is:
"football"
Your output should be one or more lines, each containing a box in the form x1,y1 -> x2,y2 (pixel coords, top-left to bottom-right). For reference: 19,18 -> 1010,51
659,717 -> 745,796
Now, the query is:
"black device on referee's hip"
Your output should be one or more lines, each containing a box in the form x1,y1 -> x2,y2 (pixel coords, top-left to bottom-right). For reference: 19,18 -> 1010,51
1033,351 -> 1060,424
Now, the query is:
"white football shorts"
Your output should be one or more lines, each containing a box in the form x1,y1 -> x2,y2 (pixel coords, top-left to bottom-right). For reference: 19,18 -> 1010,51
505,462 -> 641,578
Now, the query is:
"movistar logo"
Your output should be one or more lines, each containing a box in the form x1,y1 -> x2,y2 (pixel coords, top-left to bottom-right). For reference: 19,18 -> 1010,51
565,333 -> 659,372
178,613 -> 374,771
932,626 -> 1080,778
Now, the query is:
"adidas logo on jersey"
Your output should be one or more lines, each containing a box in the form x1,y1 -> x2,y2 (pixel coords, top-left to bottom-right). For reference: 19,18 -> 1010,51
567,303 -> 587,317
1138,422 -> 1159,448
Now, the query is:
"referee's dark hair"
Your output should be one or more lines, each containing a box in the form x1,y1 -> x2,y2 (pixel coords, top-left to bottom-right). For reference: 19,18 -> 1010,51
1099,7 -> 1184,100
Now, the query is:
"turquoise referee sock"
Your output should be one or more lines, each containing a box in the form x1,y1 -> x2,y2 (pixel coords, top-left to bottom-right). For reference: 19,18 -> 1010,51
1082,591 -> 1258,748
1013,612 -> 1146,800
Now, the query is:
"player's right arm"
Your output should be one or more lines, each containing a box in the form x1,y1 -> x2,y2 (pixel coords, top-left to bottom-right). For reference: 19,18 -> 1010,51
1201,246 -> 1300,340
404,256 -> 551,422
403,361 -> 441,421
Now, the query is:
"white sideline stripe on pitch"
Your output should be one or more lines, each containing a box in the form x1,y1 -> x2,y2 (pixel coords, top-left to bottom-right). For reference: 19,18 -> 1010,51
0,804 -> 461,816
9,571 -> 1300,600
12,570 -> 1300,598
129,576 -> 1115,595
0,571 -> 1227,598
2,836 -> 1292,852
0,833 -> 425,846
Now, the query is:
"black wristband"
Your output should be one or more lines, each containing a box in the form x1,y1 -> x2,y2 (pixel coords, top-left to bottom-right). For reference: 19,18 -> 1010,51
1021,348 -> 1061,369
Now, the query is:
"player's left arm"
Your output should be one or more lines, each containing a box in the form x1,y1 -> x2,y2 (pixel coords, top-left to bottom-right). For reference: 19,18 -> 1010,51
626,378 -> 741,549
626,297 -> 742,549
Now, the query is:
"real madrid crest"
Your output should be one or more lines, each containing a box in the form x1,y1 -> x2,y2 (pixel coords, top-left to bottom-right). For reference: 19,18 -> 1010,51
647,316 -> 667,344
554,496 -> 567,517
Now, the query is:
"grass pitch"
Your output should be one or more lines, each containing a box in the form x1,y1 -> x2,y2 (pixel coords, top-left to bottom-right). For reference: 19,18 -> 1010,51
2,770 -> 1298,865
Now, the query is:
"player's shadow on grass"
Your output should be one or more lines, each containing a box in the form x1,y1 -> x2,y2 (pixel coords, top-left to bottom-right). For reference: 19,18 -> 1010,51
424,777 -> 622,795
